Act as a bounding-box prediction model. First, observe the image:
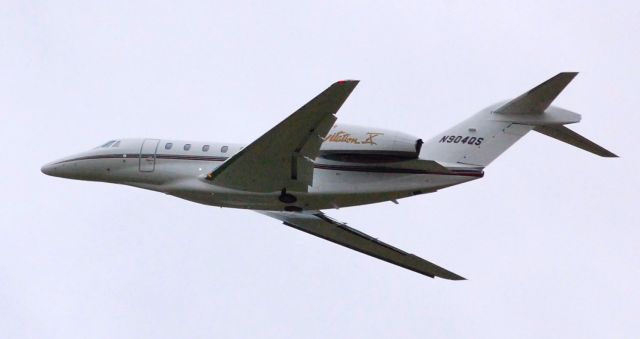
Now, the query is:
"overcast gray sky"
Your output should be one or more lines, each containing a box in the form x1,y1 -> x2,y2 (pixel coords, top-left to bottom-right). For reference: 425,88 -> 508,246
1,1 -> 638,338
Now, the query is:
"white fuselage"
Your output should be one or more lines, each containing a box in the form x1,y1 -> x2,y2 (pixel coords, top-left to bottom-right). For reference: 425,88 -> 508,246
42,136 -> 482,211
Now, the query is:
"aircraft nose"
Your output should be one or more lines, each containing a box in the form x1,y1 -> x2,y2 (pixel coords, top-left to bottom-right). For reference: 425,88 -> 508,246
41,162 -> 56,176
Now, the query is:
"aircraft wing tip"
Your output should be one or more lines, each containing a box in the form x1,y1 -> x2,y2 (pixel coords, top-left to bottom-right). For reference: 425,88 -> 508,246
439,273 -> 466,281
557,72 -> 579,81
336,79 -> 360,85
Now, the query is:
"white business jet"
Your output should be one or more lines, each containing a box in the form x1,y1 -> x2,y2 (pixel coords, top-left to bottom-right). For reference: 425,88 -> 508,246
42,73 -> 616,280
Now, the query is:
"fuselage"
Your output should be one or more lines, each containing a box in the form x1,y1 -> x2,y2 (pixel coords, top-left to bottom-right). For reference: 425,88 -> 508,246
41,133 -> 483,211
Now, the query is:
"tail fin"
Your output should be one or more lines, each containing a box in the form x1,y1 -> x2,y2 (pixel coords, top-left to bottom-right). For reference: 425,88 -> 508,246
420,72 -> 617,167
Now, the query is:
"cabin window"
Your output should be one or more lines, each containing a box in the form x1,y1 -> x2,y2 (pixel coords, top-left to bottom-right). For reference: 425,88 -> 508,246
111,140 -> 121,147
202,145 -> 210,152
165,142 -> 173,150
184,144 -> 191,151
221,145 -> 228,153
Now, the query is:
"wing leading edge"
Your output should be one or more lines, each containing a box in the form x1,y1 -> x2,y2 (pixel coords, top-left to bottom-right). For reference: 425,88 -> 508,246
207,80 -> 359,192
260,211 -> 465,280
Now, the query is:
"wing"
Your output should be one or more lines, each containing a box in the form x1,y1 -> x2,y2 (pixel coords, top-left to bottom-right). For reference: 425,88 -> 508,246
259,210 -> 465,280
207,80 -> 359,192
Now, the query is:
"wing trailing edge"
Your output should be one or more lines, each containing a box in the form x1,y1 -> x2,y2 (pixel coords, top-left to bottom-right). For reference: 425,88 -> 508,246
259,210 -> 465,280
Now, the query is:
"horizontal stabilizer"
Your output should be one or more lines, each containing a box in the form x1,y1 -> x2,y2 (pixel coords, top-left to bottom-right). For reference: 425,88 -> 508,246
494,72 -> 578,115
534,125 -> 618,157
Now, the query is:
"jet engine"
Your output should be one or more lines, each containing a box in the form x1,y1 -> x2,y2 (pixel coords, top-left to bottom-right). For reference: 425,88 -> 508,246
319,124 -> 423,162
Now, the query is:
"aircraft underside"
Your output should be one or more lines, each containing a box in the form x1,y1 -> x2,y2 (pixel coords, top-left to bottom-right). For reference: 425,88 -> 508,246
164,170 -> 480,211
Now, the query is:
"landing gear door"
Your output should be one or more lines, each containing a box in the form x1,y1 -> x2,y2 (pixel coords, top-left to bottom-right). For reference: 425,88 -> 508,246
139,139 -> 160,172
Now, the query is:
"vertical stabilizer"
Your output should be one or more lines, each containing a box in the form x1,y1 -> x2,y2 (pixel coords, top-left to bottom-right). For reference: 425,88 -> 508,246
420,72 -> 617,166
420,109 -> 533,167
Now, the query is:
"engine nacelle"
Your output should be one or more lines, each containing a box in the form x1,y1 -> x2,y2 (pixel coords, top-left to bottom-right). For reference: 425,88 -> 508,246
319,124 -> 423,162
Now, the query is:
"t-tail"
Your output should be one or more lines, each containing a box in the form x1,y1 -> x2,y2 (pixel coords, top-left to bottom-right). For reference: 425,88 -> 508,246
420,72 -> 617,168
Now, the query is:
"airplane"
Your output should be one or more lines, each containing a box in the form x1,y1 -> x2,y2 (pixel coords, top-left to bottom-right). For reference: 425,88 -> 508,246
41,72 -> 616,280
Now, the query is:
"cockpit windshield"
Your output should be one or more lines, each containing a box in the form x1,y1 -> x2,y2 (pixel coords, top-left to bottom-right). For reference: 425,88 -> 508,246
96,140 -> 120,148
